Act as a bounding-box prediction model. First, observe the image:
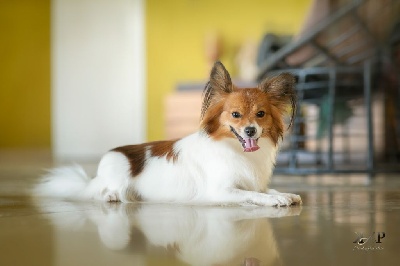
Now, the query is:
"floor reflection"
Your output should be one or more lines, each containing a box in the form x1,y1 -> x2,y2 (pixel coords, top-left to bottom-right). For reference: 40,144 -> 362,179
2,152 -> 400,266
271,187 -> 400,266
37,201 -> 301,266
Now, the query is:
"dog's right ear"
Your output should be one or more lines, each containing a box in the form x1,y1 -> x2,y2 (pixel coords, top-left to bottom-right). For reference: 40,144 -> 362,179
209,61 -> 233,94
201,61 -> 232,119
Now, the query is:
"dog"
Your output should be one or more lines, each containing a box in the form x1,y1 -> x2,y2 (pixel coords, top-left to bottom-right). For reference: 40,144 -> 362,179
35,61 -> 302,207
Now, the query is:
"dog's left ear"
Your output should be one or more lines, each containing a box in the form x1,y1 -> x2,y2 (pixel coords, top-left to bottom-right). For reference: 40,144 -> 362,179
259,73 -> 297,128
201,61 -> 233,119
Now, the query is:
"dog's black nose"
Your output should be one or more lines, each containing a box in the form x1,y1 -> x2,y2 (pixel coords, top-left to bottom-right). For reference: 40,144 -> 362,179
245,127 -> 257,137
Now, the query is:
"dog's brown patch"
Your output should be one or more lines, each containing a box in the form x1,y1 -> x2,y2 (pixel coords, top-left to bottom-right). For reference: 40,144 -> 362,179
112,140 -> 179,178
150,140 -> 179,163
266,105 -> 285,144
201,100 -> 226,136
112,144 -> 147,177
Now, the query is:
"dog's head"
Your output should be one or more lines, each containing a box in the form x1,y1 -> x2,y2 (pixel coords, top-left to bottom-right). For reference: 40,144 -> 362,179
200,61 -> 296,152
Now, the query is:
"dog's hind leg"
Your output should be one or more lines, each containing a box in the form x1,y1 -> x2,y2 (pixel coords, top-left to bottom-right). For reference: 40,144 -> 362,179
85,151 -> 133,202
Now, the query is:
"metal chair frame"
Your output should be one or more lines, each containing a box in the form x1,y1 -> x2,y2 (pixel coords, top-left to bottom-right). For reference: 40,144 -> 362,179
257,0 -> 400,175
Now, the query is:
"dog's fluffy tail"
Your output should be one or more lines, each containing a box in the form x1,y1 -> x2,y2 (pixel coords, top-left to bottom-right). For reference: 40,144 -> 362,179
33,165 -> 91,200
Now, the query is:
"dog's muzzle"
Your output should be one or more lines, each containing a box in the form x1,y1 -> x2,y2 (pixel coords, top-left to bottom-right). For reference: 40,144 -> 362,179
230,126 -> 259,152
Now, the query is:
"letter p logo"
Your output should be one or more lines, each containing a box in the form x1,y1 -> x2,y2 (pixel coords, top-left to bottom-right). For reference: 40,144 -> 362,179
376,232 -> 385,243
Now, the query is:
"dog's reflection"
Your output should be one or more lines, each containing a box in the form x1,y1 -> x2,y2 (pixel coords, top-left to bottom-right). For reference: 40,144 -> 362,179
42,202 -> 301,266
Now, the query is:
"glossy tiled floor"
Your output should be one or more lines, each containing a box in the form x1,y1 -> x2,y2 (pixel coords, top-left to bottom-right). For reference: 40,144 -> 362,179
1,150 -> 400,266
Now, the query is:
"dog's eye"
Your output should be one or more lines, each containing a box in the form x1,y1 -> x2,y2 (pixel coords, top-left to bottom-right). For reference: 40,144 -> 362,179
232,112 -> 241,118
256,111 -> 265,118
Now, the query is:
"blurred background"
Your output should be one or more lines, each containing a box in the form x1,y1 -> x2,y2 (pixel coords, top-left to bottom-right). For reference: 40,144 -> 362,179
0,0 -> 310,158
0,0 -> 399,173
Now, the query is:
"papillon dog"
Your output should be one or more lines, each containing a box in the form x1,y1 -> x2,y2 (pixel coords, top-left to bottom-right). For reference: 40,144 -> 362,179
35,61 -> 302,207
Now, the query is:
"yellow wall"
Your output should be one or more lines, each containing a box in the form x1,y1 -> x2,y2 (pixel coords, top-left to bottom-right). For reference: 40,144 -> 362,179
146,0 -> 312,141
0,0 -> 311,147
0,0 -> 51,148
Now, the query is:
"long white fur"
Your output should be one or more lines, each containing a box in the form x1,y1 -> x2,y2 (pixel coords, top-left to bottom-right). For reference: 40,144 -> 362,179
34,130 -> 301,206
35,165 -> 90,199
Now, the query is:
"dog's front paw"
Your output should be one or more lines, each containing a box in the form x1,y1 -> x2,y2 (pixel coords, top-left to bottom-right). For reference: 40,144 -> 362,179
281,193 -> 302,205
256,193 -> 302,207
267,190 -> 302,206
248,194 -> 292,207
267,194 -> 294,207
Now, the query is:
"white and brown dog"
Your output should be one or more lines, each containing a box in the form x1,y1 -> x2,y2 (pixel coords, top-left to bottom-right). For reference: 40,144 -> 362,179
35,61 -> 302,207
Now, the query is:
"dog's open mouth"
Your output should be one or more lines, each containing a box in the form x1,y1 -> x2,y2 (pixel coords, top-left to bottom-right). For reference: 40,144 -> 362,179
230,126 -> 259,152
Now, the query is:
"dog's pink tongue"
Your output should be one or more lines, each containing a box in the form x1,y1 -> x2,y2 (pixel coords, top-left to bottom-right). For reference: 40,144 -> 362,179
243,138 -> 259,152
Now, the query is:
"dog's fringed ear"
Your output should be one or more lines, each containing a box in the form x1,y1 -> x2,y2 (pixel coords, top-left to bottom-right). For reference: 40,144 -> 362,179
259,73 -> 297,128
201,61 -> 233,119
209,61 -> 233,94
